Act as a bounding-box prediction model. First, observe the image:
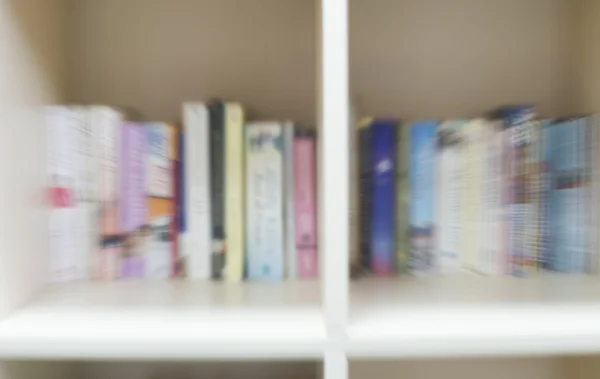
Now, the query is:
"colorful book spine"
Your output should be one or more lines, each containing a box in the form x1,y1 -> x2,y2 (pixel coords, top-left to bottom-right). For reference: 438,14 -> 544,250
370,119 -> 397,275
437,120 -> 465,274
574,117 -> 588,273
119,122 -> 147,278
409,121 -> 437,274
245,122 -> 285,280
47,107 -> 78,281
174,129 -> 183,278
524,121 -> 541,275
145,122 -> 178,278
209,101 -> 226,279
224,102 -> 245,282
358,118 -> 372,270
396,122 -> 409,273
283,122 -> 297,278
93,106 -> 122,281
183,103 -> 212,280
294,129 -> 318,278
549,120 -> 564,271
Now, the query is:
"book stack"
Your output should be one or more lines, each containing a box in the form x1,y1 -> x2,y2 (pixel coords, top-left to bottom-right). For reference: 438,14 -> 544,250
46,101 -> 318,282
356,105 -> 599,277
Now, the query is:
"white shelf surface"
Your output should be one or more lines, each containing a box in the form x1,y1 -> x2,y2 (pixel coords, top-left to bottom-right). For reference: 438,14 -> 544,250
347,276 -> 600,358
0,281 -> 325,360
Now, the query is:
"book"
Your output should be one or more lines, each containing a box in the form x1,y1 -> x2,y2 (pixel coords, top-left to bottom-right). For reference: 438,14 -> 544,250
396,122 -> 410,274
71,106 -> 97,280
357,118 -> 372,271
409,121 -> 437,274
47,106 -> 79,281
174,128 -> 184,278
92,106 -> 123,281
462,119 -> 485,273
209,101 -> 226,279
224,102 -> 245,282
294,128 -> 318,278
370,119 -> 397,275
539,120 -> 553,270
145,122 -> 178,278
436,120 -> 465,274
283,122 -> 297,278
182,103 -> 212,280
245,122 -> 285,280
119,122 -> 147,278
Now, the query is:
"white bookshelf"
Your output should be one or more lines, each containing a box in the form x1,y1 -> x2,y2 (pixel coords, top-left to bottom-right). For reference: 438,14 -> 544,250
2,0 -> 600,379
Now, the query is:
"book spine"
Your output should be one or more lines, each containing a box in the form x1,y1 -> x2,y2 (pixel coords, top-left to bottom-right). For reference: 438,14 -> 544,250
71,106 -> 95,280
224,102 -> 245,282
294,131 -> 318,278
592,115 -> 600,274
358,119 -> 372,271
580,118 -> 591,273
173,129 -> 183,278
47,107 -> 78,281
245,122 -> 285,280
574,118 -> 587,273
94,107 -> 122,281
437,120 -> 465,274
409,121 -> 437,274
183,104 -> 212,280
396,122 -> 409,273
209,102 -> 226,279
145,122 -> 178,278
119,122 -> 147,278
463,120 -> 484,273
370,120 -> 397,275
539,120 -> 552,270
284,122 -> 297,278
553,121 -> 568,272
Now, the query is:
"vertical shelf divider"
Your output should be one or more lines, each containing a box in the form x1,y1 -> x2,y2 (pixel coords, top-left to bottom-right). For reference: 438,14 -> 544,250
320,0 -> 349,376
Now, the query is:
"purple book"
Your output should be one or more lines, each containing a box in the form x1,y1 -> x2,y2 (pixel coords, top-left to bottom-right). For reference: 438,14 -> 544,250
120,122 -> 147,278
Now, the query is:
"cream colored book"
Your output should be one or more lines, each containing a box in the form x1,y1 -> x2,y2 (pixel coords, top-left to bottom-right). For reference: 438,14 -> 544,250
462,119 -> 485,273
396,121 -> 410,273
224,102 -> 245,282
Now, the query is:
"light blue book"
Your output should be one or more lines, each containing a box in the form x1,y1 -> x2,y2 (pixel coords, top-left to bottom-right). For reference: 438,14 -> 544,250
408,121 -> 437,274
245,122 -> 285,280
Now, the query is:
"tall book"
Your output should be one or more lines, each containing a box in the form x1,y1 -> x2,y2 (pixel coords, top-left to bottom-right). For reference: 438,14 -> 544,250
245,122 -> 285,280
436,120 -> 465,274
71,106 -> 96,280
145,122 -> 178,278
294,128 -> 318,278
462,119 -> 485,273
539,120 -> 554,270
490,105 -> 535,276
481,119 -> 504,275
119,122 -> 147,278
524,121 -> 541,275
357,118 -> 372,271
47,106 -> 78,281
209,101 -> 226,279
283,122 -> 297,278
591,115 -> 600,274
573,117 -> 589,273
183,103 -> 212,280
409,121 -> 437,274
370,119 -> 397,275
92,106 -> 123,281
396,122 -> 410,273
224,102 -> 245,282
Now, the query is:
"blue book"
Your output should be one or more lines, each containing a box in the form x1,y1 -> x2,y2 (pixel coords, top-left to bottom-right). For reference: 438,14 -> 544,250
370,119 -> 397,275
552,119 -> 570,272
408,121 -> 437,274
539,120 -> 553,270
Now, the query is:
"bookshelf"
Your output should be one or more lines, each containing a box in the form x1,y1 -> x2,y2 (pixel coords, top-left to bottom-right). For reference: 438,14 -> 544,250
1,0 -> 600,379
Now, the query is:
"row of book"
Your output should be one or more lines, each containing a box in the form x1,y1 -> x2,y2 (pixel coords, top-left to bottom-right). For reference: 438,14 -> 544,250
353,105 -> 598,277
47,102 -> 318,282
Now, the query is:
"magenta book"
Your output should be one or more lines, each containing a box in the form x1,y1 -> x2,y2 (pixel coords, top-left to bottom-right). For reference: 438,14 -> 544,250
119,122 -> 147,278
293,131 -> 318,278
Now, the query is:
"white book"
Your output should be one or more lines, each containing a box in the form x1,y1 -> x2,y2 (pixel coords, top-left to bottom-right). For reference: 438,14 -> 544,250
436,121 -> 465,274
47,106 -> 78,282
71,106 -> 97,280
183,103 -> 212,280
245,122 -> 285,280
91,106 -> 122,281
283,122 -> 297,278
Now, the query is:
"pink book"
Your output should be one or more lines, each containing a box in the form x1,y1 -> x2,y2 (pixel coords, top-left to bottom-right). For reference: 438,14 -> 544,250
294,131 -> 318,278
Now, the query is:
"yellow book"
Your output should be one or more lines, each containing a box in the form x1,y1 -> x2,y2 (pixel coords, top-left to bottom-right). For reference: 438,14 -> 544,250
224,102 -> 245,282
